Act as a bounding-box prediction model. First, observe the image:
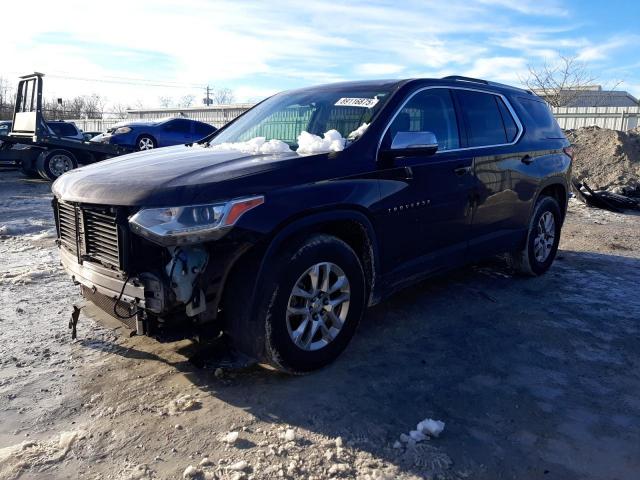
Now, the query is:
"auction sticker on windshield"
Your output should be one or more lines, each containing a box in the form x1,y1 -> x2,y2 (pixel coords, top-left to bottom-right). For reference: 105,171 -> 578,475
334,97 -> 379,108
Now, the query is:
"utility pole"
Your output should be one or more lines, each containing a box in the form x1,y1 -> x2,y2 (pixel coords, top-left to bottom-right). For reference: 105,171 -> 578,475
203,85 -> 212,106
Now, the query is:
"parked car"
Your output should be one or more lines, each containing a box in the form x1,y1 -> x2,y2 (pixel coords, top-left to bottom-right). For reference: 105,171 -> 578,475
45,121 -> 85,141
81,131 -> 102,142
0,120 -> 11,140
52,76 -> 572,373
91,117 -> 216,151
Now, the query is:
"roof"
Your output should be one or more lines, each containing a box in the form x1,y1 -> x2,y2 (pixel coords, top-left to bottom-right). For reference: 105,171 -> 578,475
535,88 -> 639,107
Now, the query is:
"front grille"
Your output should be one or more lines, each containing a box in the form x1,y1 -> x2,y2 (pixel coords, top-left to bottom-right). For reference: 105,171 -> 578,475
83,208 -> 121,269
55,200 -> 124,270
57,201 -> 79,255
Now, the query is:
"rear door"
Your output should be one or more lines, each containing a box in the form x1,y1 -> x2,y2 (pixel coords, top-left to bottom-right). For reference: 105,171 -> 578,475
375,87 -> 475,277
452,89 -> 525,258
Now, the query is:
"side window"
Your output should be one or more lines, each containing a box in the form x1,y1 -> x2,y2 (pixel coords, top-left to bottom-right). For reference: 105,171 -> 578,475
194,122 -> 214,136
456,90 -> 510,147
48,123 -> 78,137
0,124 -> 9,135
496,97 -> 519,142
164,119 -> 191,133
385,88 -> 460,151
516,97 -> 564,139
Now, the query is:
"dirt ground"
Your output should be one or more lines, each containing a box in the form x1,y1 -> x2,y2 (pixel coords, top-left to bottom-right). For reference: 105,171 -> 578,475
1,169 -> 639,480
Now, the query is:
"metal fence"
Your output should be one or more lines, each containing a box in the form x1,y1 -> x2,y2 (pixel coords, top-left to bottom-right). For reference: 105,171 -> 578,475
55,104 -> 640,134
551,106 -> 640,131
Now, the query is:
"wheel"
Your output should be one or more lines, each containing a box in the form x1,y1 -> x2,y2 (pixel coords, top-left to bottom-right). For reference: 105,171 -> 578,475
36,150 -> 78,181
225,234 -> 366,374
20,155 -> 41,178
136,135 -> 156,151
508,196 -> 562,276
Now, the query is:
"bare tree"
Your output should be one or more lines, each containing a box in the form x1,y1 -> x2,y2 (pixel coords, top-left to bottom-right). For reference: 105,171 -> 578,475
0,76 -> 15,120
111,103 -> 131,119
180,94 -> 195,108
212,87 -> 235,105
522,55 -> 597,107
158,96 -> 173,108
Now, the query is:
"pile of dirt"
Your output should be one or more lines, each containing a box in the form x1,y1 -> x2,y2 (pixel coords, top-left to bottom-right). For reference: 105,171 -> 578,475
565,126 -> 640,194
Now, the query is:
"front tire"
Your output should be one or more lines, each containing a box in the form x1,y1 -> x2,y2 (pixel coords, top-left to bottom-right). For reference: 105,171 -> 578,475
136,135 -> 156,151
227,234 -> 366,374
508,195 -> 562,276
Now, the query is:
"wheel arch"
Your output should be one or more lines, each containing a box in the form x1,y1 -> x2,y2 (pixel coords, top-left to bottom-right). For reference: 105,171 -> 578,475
219,208 -> 381,328
260,209 -> 381,306
135,133 -> 157,148
535,179 -> 568,221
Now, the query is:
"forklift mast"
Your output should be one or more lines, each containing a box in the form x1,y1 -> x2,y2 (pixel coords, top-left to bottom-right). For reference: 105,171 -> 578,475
10,73 -> 46,141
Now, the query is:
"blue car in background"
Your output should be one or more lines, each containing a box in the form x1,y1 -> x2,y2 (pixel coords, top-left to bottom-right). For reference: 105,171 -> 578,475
92,117 -> 216,151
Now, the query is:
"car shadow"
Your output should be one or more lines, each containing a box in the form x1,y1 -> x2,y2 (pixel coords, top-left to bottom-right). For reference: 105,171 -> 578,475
81,250 -> 640,479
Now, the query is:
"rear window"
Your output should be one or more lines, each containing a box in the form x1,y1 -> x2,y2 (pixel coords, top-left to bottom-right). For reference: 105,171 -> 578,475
456,90 -> 514,147
48,122 -> 78,137
515,97 -> 564,139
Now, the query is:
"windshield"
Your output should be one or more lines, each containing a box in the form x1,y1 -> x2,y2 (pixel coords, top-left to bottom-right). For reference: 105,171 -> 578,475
208,86 -> 394,152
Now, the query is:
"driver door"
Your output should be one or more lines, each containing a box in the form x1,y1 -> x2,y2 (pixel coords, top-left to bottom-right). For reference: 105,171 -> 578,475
374,87 -> 475,278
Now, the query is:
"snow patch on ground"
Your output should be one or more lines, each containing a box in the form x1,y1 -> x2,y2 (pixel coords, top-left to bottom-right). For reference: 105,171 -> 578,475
0,219 -> 50,237
0,429 -> 86,478
160,394 -> 202,416
398,418 -> 445,448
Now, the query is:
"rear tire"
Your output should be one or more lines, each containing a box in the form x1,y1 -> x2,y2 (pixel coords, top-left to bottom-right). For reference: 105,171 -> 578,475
226,234 -> 366,374
508,195 -> 562,276
20,155 -> 41,178
36,150 -> 78,181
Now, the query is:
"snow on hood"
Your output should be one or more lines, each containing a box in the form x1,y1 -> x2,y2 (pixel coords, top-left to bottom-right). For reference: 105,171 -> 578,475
208,137 -> 292,155
296,130 -> 345,155
347,122 -> 369,140
204,124 -> 369,156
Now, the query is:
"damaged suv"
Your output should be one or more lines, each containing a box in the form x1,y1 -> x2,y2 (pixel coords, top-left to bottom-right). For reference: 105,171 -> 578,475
52,76 -> 572,373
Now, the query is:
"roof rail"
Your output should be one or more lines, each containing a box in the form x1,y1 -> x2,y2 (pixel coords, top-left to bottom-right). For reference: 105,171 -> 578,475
442,75 -> 489,85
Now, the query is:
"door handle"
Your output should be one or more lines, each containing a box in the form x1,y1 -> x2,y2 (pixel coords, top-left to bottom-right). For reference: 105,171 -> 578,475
453,166 -> 472,176
521,155 -> 534,165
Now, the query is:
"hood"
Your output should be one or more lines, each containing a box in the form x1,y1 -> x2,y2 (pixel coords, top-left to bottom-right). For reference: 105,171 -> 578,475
52,144 -> 305,206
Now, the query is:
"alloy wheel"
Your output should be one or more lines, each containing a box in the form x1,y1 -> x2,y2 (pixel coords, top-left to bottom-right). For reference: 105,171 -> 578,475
286,262 -> 351,351
138,138 -> 154,150
533,211 -> 555,262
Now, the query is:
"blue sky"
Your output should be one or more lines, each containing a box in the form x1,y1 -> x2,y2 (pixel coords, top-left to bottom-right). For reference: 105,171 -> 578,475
2,0 -> 639,109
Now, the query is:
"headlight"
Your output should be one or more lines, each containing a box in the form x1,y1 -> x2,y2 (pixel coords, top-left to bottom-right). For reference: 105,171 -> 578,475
128,196 -> 264,245
114,126 -> 132,135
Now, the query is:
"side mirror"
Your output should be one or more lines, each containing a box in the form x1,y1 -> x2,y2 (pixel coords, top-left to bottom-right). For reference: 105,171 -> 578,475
388,131 -> 438,157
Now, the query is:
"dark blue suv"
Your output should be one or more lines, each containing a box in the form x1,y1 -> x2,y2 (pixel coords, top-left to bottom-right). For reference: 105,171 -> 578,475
52,76 -> 572,373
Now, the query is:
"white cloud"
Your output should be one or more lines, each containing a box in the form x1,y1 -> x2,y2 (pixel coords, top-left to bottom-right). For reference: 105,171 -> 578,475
464,56 -> 528,83
576,35 -> 639,62
0,0 -> 637,109
476,0 -> 568,16
354,63 -> 405,76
